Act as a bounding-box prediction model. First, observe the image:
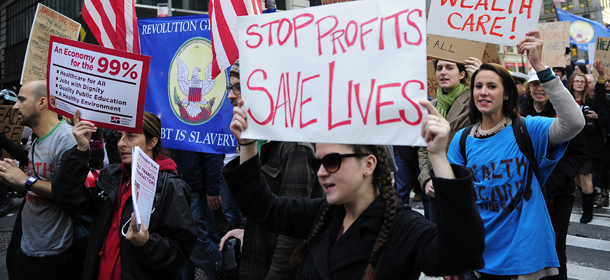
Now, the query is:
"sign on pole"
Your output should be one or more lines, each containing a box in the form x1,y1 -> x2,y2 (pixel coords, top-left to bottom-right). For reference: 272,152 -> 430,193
593,36 -> 610,78
427,0 -> 542,46
47,35 -> 151,133
238,0 -> 427,146
427,34 -> 486,64
537,21 -> 570,67
21,4 -> 81,85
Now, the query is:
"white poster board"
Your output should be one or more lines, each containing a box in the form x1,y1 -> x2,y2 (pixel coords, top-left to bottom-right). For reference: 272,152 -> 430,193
427,0 -> 542,47
238,0 -> 428,146
131,146 -> 159,230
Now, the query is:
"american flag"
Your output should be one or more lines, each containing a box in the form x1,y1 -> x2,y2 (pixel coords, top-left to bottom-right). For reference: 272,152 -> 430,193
82,0 -> 141,54
209,0 -> 262,78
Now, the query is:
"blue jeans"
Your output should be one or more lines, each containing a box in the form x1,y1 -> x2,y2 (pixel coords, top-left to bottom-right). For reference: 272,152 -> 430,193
394,155 -> 419,205
221,177 -> 242,230
182,191 -> 221,280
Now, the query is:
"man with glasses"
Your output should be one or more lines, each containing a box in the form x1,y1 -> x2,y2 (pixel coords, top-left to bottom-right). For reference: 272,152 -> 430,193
220,60 -> 323,280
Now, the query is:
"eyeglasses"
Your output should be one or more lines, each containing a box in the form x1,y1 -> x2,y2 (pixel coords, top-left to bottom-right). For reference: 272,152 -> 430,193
226,83 -> 241,95
308,153 -> 370,173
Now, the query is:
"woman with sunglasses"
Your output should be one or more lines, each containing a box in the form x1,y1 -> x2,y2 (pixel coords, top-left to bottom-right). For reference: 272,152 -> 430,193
224,99 -> 485,279
566,60 -> 608,224
447,31 -> 585,279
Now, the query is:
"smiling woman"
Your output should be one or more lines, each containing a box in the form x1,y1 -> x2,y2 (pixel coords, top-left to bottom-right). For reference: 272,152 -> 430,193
448,30 -> 585,279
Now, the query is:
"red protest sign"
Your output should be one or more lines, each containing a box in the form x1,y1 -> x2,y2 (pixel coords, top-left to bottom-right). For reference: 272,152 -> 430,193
46,35 -> 150,133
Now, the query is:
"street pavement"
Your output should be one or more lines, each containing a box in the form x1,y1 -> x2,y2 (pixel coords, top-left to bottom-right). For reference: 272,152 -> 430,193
0,192 -> 607,280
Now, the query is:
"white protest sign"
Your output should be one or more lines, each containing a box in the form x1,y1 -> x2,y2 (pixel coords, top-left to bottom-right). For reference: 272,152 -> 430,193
427,0 -> 542,46
238,0 -> 427,146
47,35 -> 150,133
131,146 -> 159,230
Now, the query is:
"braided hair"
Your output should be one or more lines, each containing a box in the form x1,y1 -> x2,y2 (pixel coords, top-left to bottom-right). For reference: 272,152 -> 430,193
290,145 -> 397,280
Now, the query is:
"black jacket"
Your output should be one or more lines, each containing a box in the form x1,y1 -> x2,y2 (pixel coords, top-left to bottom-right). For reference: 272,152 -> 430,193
580,82 -> 608,160
519,97 -> 586,197
52,147 -> 196,280
223,156 -> 485,280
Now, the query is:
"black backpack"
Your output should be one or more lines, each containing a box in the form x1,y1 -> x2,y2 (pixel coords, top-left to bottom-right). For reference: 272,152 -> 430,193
459,116 -> 543,212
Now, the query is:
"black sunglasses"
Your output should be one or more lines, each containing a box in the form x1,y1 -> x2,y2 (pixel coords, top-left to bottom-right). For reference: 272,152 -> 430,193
308,153 -> 370,173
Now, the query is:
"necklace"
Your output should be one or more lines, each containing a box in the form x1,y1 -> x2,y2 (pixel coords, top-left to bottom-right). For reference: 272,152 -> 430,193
475,118 -> 508,139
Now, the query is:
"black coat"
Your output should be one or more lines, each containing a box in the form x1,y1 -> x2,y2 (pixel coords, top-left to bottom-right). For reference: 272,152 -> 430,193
519,97 -> 586,197
52,147 -> 196,280
579,82 -> 608,160
223,156 -> 485,280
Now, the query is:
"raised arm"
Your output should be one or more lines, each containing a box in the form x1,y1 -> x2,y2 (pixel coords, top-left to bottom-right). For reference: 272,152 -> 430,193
518,30 -> 585,145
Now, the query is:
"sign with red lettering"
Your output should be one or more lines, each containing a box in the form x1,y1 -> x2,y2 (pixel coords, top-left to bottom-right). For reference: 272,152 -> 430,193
538,21 -> 570,67
238,0 -> 427,145
47,35 -> 151,133
427,0 -> 542,46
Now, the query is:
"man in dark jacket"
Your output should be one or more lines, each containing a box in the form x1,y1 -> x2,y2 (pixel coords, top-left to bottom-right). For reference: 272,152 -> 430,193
219,60 -> 323,280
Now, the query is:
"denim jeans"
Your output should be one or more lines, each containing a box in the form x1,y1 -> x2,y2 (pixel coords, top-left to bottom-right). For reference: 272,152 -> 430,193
221,177 -> 242,230
182,190 -> 221,280
394,154 -> 420,205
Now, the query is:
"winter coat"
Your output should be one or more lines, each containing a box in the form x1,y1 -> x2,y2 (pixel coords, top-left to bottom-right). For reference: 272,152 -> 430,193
418,89 -> 472,187
52,146 -> 196,280
578,82 -> 608,160
223,156 -> 485,280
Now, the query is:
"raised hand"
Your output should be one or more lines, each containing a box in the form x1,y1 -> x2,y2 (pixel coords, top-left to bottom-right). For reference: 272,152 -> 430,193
517,30 -> 545,72
593,60 -> 606,79
72,110 -> 97,151
464,57 -> 483,74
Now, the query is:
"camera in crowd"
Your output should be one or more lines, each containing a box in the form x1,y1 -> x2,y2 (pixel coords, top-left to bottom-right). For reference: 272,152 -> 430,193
215,237 -> 241,280
582,106 -> 595,131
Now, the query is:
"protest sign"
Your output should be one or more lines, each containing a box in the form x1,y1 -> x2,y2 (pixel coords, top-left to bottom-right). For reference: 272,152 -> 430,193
427,34 -> 485,63
131,146 -> 159,230
428,0 -> 542,46
482,43 -> 500,64
0,106 -> 23,160
238,0 -> 427,146
21,4 -> 81,85
322,0 -> 353,4
427,61 -> 439,99
46,35 -> 150,133
593,37 -> 610,78
537,21 -> 570,67
138,15 -> 236,154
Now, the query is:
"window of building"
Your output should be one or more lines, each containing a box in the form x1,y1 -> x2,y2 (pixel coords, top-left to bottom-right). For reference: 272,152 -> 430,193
580,0 -> 593,8
543,0 -> 561,13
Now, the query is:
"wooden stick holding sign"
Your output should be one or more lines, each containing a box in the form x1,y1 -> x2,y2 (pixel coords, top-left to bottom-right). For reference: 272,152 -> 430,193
238,0 -> 428,146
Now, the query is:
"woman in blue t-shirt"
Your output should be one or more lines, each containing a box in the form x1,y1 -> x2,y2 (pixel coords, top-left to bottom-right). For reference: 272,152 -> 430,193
447,30 -> 585,279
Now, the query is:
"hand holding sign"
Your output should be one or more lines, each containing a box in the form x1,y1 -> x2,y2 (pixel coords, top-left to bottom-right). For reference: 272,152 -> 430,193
72,109 -> 97,151
517,30 -> 545,72
593,60 -> 606,79
230,100 -> 252,144
464,57 -> 483,74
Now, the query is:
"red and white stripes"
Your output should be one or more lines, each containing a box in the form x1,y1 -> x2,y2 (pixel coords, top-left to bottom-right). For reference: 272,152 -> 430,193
209,0 -> 262,78
83,0 -> 141,54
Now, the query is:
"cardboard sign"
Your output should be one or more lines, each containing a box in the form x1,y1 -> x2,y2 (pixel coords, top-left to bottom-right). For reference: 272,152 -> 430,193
428,0 -> 542,46
593,37 -> 610,78
0,106 -> 24,160
21,4 -> 80,85
427,61 -> 439,99
238,0 -> 428,146
46,36 -> 151,133
427,34 -> 486,63
482,43 -> 500,64
537,21 -> 570,67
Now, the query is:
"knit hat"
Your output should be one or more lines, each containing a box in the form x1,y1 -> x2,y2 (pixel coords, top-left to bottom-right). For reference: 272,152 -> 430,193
229,60 -> 240,78
574,60 -> 587,74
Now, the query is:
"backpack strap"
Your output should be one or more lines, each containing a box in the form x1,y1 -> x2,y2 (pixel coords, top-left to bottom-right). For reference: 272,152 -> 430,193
511,116 -> 542,202
460,125 -> 475,165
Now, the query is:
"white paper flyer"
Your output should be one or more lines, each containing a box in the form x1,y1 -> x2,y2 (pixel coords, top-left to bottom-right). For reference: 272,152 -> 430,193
131,146 -> 159,230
